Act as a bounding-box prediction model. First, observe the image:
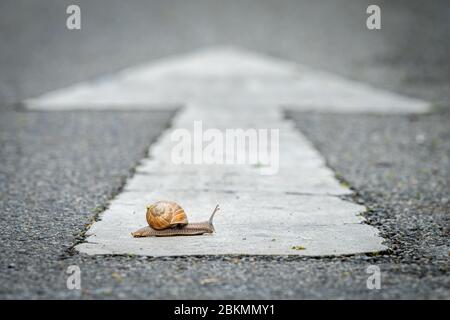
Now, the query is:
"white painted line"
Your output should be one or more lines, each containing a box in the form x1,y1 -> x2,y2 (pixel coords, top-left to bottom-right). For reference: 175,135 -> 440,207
75,102 -> 386,257
26,47 -> 430,113
75,101 -> 387,256
27,47 -> 395,256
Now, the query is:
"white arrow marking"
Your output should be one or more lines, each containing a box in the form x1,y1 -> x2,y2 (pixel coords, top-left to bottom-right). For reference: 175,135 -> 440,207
27,47 -> 429,113
26,47 -> 417,256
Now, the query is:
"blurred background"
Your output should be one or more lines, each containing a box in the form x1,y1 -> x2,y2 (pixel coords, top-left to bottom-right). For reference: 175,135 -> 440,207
1,0 -> 449,108
0,0 -> 449,299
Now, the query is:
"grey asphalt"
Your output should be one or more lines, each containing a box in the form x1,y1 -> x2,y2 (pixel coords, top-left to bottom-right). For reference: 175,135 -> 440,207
1,0 -> 449,108
0,0 -> 449,299
1,109 -> 448,299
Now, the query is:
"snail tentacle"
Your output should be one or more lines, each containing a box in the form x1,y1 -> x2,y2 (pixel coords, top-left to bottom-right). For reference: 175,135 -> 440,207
207,205 -> 220,232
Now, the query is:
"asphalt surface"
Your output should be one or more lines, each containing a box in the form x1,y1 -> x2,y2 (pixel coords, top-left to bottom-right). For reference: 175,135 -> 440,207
1,108 -> 448,299
0,110 -> 176,298
0,0 -> 449,299
1,0 -> 449,109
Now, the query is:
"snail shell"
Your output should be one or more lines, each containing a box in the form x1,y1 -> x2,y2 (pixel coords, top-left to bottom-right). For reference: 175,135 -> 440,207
132,201 -> 219,237
146,201 -> 188,230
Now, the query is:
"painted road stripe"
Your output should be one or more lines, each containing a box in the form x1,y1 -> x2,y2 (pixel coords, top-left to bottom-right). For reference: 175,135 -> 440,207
26,47 -> 430,113
76,102 -> 386,256
26,47 -> 425,256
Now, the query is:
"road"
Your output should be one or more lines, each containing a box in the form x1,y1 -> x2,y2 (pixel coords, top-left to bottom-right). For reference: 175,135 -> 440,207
1,0 -> 449,108
0,0 -> 449,299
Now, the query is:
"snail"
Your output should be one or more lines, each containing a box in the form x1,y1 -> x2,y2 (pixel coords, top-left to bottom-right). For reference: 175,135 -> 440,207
131,201 -> 220,237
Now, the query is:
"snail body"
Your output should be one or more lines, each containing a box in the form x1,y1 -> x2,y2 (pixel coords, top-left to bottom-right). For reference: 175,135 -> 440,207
132,201 -> 219,237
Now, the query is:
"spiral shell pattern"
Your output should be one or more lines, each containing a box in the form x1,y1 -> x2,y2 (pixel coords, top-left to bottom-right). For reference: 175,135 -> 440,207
146,201 -> 188,230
